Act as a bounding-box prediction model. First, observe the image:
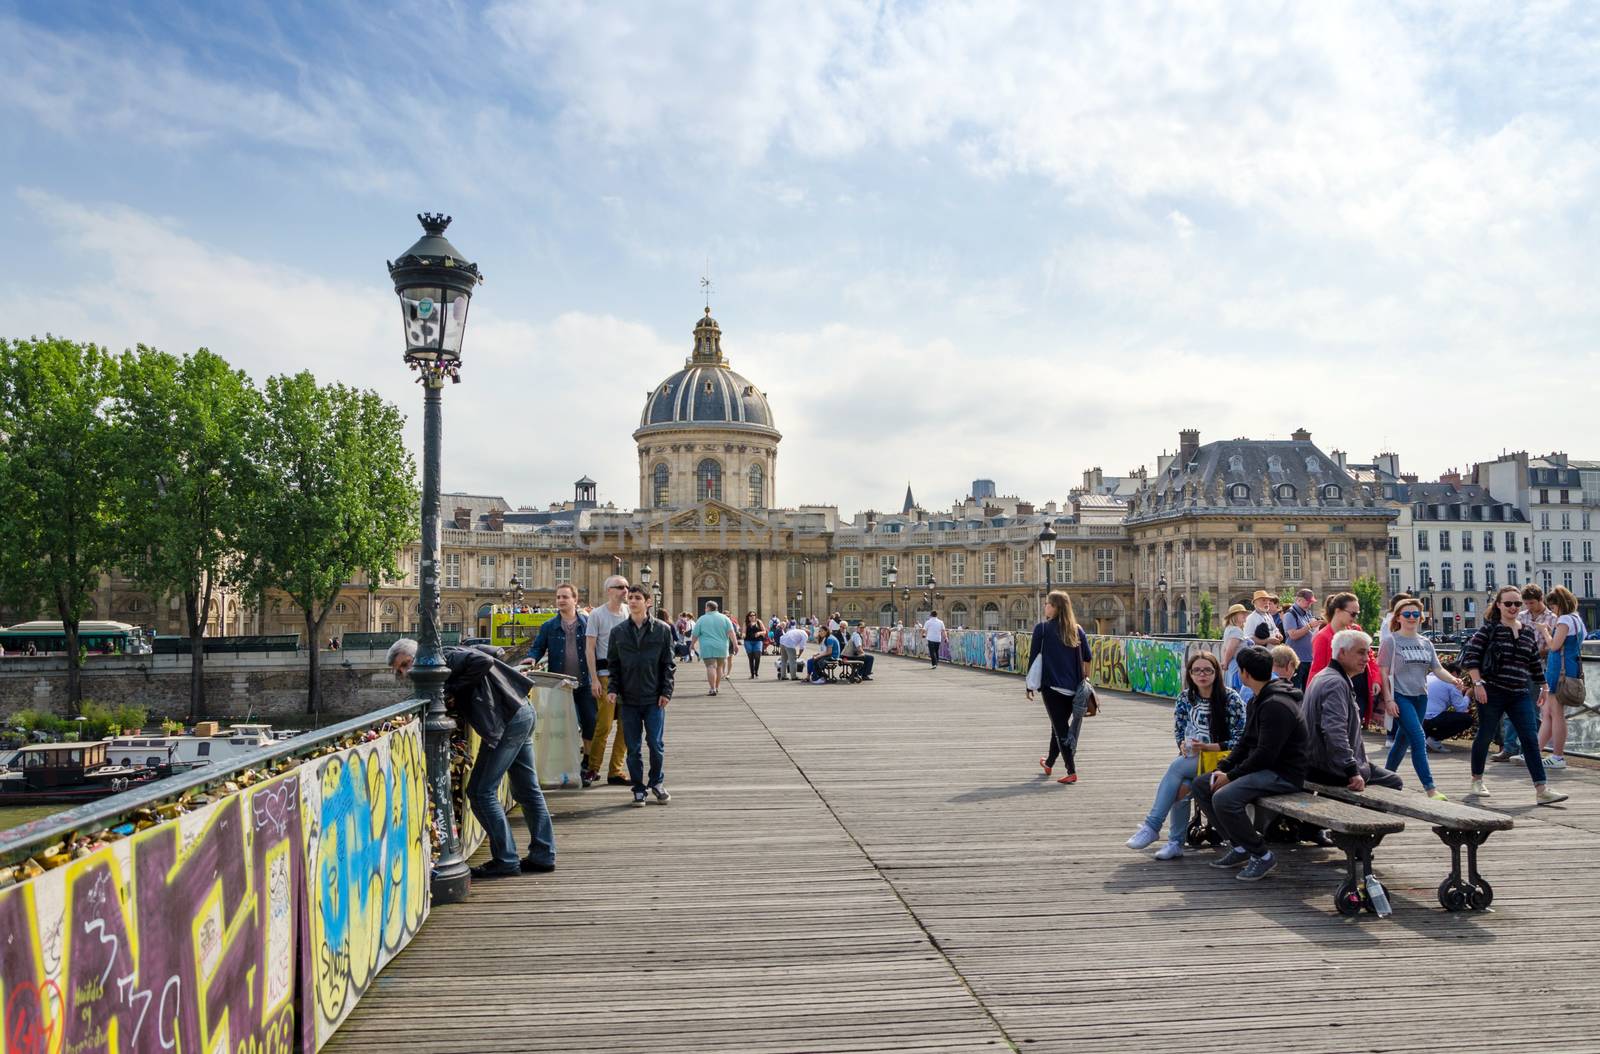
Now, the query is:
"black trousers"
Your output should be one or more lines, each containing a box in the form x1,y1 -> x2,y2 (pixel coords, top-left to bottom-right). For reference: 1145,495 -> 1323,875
1423,710 -> 1473,742
1042,691 -> 1076,774
929,640 -> 941,667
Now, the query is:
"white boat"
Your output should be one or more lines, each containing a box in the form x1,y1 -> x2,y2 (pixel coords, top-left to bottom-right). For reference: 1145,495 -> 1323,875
105,724 -> 275,772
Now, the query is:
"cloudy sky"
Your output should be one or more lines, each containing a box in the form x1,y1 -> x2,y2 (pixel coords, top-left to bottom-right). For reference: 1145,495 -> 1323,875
4,1 -> 1597,514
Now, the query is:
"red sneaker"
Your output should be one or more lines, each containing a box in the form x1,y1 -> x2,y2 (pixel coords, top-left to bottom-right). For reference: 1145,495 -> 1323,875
1038,757 -> 1052,775
1057,773 -> 1078,784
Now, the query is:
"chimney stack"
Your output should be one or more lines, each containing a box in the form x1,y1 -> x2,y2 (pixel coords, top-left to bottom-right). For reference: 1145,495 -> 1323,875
1178,429 -> 1200,466
454,506 -> 472,530
1291,427 -> 1311,442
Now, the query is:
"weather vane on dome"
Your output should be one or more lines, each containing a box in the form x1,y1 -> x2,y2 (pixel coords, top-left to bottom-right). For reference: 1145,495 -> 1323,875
701,256 -> 714,312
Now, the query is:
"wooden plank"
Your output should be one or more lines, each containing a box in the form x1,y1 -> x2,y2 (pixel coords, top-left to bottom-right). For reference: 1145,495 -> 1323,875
1257,790 -> 1407,833
1305,779 -> 1515,829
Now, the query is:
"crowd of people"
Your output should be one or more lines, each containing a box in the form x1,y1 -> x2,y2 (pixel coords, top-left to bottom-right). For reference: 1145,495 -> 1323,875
1123,585 -> 1578,882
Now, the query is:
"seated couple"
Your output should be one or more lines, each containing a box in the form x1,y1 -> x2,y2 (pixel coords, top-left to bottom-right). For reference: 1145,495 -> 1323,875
803,624 -> 874,684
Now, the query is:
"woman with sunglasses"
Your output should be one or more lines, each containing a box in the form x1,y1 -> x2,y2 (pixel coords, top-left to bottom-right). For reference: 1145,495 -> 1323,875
1378,597 -> 1461,800
1462,586 -> 1569,805
1126,650 -> 1245,859
743,611 -> 767,679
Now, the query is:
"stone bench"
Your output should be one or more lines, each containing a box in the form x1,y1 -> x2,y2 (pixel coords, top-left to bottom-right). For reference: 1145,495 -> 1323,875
1305,781 -> 1513,912
1253,792 -> 1406,917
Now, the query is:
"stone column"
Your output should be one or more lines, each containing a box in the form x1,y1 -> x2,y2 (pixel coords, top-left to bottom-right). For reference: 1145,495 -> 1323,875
763,553 -> 778,620
729,551 -> 741,617
662,551 -> 674,618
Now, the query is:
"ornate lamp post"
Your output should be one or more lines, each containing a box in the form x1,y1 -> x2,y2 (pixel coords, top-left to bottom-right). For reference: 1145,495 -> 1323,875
641,563 -> 657,612
389,213 -> 482,905
1038,523 -> 1057,621
886,562 -> 898,626
901,587 -> 911,625
794,589 -> 804,621
825,579 -> 834,617
1156,573 -> 1168,634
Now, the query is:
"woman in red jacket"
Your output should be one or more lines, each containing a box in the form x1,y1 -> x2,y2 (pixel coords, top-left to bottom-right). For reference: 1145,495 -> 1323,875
1309,591 -> 1386,723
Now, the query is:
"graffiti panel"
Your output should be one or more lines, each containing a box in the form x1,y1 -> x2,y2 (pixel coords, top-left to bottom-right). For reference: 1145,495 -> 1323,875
1124,638 -> 1186,698
1089,636 -> 1131,692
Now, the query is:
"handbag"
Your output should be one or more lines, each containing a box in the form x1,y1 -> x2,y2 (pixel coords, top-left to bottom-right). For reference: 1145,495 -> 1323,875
1025,655 -> 1042,692
1556,673 -> 1586,707
1073,677 -> 1097,716
1196,749 -> 1228,776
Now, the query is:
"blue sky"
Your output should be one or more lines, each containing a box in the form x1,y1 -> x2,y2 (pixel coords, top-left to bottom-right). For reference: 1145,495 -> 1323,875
4,1 -> 1597,513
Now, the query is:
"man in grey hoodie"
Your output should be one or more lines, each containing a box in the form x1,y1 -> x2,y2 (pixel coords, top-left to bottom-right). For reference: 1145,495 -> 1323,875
1303,628 -> 1402,791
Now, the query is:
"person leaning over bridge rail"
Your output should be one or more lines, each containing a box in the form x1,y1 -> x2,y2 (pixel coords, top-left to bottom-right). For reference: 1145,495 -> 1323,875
1463,586 -> 1569,806
1026,590 -> 1092,785
1126,649 -> 1245,861
528,582 -> 598,787
1191,645 -> 1310,882
607,584 -> 676,807
387,637 -> 556,879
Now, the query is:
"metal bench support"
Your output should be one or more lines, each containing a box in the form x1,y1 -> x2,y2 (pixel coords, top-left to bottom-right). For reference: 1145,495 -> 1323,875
1328,831 -> 1391,917
1434,826 -> 1496,911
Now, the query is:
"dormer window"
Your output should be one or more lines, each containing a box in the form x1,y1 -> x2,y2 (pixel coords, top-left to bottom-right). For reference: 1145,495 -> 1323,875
1322,484 -> 1343,500
1275,484 -> 1296,500
1229,484 -> 1250,501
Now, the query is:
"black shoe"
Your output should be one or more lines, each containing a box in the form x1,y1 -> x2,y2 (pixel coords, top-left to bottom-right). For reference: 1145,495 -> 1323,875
520,857 -> 556,874
606,775 -> 631,786
470,863 -> 521,880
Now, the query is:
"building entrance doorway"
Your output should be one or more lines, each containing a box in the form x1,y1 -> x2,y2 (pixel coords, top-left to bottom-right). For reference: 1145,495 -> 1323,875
696,596 -> 724,617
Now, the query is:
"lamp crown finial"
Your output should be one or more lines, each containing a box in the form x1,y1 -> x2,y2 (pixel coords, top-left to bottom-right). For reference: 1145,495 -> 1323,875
418,212 -> 453,235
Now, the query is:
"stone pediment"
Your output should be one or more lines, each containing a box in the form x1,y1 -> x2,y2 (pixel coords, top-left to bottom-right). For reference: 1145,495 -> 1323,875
664,500 -> 771,534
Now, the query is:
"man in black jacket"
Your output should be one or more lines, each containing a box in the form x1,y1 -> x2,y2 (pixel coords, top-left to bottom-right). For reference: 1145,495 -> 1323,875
1192,645 -> 1310,882
387,639 -> 555,879
607,585 -> 676,807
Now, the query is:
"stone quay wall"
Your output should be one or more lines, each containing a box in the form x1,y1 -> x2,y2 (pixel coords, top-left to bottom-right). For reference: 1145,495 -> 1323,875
0,652 -> 409,725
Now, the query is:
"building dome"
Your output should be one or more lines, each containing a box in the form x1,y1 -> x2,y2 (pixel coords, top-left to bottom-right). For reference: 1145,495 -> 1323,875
636,308 -> 777,437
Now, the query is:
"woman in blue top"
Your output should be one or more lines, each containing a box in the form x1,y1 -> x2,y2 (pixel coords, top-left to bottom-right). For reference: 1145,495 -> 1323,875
1126,650 -> 1245,859
1534,586 -> 1586,770
1027,590 -> 1093,784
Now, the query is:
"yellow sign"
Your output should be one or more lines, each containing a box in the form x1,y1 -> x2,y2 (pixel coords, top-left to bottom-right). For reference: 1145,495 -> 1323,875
490,611 -> 555,647
704,508 -> 721,525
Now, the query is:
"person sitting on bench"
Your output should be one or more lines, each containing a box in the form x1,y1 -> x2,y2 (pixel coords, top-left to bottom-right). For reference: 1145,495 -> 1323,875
841,622 -> 874,680
806,630 -> 842,683
1304,629 -> 1403,792
1423,661 -> 1474,749
1192,645 -> 1310,881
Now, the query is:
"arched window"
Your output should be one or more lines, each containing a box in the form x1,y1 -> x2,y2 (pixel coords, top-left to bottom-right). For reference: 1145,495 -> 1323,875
949,601 -> 969,627
982,601 -> 1001,630
652,464 -> 670,508
878,602 -> 896,627
1229,484 -> 1250,501
1322,483 -> 1343,500
1276,483 -> 1296,500
748,463 -> 764,507
697,459 -> 722,502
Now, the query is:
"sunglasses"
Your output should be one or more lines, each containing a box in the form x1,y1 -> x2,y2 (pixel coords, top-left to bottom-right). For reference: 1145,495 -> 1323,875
1501,600 -> 1523,608
608,584 -> 628,590
1400,611 -> 1422,620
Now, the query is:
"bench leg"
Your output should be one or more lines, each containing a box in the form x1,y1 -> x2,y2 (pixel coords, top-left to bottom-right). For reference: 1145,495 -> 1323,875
1328,832 -> 1389,917
1434,827 -> 1495,912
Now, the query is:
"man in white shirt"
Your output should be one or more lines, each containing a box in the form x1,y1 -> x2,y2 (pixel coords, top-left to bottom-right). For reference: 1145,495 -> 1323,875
778,621 -> 809,682
1243,590 -> 1283,646
923,611 -> 946,668
585,576 -> 632,785
842,622 -> 874,680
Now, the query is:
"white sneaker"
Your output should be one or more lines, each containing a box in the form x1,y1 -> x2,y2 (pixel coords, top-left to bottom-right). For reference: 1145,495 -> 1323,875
1425,737 -> 1446,753
1545,755 -> 1568,770
1536,786 -> 1569,806
1125,824 -> 1159,851
1468,779 -> 1491,797
1154,841 -> 1184,860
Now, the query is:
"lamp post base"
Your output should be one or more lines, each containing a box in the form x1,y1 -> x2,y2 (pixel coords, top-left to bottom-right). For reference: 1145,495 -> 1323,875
414,661 -> 472,905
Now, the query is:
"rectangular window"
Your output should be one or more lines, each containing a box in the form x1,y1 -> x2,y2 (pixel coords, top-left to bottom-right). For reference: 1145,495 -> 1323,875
1328,541 -> 1350,582
1560,512 -> 1571,531
1483,531 -> 1495,552
1560,540 -> 1572,561
1540,489 -> 1549,504
1388,567 -> 1401,595
1233,540 -> 1255,581
1387,536 -> 1399,557
1012,549 -> 1026,584
1096,548 -> 1115,584
1540,512 -> 1551,530
478,555 -> 496,588
1461,531 -> 1473,551
878,556 -> 894,587
515,555 -> 534,587
982,551 -> 998,585
949,552 -> 966,586
1584,571 -> 1594,598
1507,563 -> 1519,586
1583,512 -> 1592,531
444,553 -> 461,588
842,555 -> 860,588
1542,541 -> 1552,562
1542,570 -> 1553,591
1419,561 -> 1430,590
916,553 -> 932,586
1057,548 -> 1073,584
1463,564 -> 1475,591
1484,564 -> 1496,591
408,550 -> 420,587
1416,531 -> 1429,551
1584,541 -> 1594,563
1440,562 -> 1453,591
1281,541 -> 1302,582
1505,531 -> 1516,552
553,556 -> 573,584
1438,530 -> 1451,551
1562,571 -> 1573,592
789,556 -> 804,582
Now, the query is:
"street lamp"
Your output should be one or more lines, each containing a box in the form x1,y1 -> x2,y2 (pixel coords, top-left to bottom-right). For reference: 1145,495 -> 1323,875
640,563 -> 655,612
794,589 -> 804,621
901,586 -> 911,626
825,580 -> 834,615
1156,574 -> 1168,634
390,212 -> 482,905
504,573 -> 524,610
1038,523 -> 1057,621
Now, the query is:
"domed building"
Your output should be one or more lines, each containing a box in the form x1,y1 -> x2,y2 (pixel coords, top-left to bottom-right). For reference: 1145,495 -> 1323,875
635,309 -> 779,510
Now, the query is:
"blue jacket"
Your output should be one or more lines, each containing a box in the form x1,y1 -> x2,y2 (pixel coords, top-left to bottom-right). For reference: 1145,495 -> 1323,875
1029,622 -> 1092,695
528,614 -> 589,690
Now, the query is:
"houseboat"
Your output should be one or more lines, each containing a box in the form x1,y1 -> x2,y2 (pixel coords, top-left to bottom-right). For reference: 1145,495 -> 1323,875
0,742 -> 161,805
104,723 -> 276,773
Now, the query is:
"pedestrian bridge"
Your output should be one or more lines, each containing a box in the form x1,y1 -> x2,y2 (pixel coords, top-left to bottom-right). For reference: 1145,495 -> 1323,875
330,656 -> 1600,1054
3,656 -> 1597,1053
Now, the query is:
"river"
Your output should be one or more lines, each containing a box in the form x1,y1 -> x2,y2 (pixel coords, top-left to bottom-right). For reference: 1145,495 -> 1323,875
0,803 -> 68,833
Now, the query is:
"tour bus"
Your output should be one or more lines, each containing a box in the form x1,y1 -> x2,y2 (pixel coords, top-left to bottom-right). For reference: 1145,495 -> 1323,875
0,620 -> 152,656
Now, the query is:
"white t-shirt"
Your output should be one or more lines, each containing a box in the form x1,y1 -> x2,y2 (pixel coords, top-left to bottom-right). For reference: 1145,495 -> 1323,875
924,617 -> 946,643
1243,611 -> 1280,644
588,603 -> 627,661
827,618 -> 838,632
779,627 -> 809,650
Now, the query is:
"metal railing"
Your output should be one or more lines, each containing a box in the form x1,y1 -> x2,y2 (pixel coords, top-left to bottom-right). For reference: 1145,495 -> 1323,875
0,698 -> 424,867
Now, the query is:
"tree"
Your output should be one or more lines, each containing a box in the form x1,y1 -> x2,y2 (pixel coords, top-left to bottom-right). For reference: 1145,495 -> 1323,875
0,337 -> 123,711
1195,593 -> 1218,639
238,373 -> 417,717
115,346 -> 263,720
1352,576 -> 1384,638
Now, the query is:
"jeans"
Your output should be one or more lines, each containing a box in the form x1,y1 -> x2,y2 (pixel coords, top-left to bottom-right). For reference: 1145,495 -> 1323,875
619,702 -> 666,792
1041,690 -> 1076,774
1191,769 -> 1298,856
779,646 -> 799,679
1472,685 -> 1546,782
466,703 -> 555,869
745,639 -> 763,676
1143,752 -> 1201,838
572,685 -> 598,743
1386,692 -> 1435,789
852,654 -> 874,678
929,640 -> 941,667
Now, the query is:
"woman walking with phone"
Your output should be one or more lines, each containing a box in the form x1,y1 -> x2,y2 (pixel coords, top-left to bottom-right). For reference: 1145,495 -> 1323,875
1027,590 -> 1093,784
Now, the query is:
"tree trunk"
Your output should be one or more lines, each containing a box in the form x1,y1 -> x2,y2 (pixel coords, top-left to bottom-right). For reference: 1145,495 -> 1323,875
305,610 -> 321,719
63,617 -> 82,715
186,588 -> 207,722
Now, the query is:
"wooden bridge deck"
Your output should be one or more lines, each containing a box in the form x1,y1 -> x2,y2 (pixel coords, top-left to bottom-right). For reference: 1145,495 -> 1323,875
325,654 -> 1600,1054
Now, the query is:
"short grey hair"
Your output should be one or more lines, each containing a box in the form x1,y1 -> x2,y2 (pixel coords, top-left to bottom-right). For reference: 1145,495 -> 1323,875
704,600 -> 719,612
1330,628 -> 1371,659
386,638 -> 418,666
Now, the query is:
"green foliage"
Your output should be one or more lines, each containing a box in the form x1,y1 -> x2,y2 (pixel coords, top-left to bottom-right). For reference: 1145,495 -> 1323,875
115,345 -> 264,719
7,709 -> 69,737
161,718 -> 185,735
78,701 -> 122,739
238,372 -> 418,713
0,337 -> 124,711
114,704 -> 149,732
1352,576 -> 1385,637
1195,593 -> 1218,638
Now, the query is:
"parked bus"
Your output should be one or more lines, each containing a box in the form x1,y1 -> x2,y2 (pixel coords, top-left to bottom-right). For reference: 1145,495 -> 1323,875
0,621 -> 152,656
